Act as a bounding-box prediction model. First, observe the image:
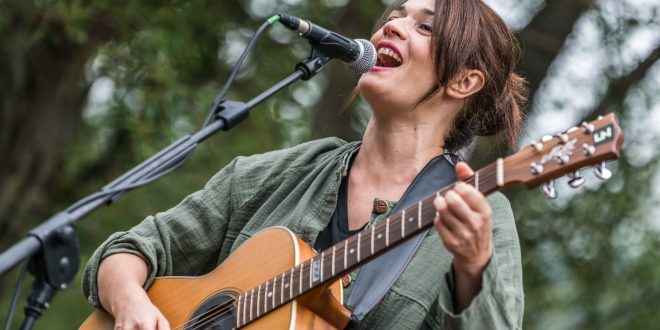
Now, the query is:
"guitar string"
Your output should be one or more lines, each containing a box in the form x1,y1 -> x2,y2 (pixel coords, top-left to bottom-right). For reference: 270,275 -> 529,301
172,201 -> 468,329
180,302 -> 235,330
170,298 -> 231,330
171,172 -> 503,328
174,200 -> 467,329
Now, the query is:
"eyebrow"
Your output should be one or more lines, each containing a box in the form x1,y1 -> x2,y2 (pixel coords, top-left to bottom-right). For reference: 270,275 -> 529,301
392,4 -> 435,17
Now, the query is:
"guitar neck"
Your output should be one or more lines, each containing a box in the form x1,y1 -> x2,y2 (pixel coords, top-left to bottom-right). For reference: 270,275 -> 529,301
236,161 -> 503,326
237,113 -> 624,327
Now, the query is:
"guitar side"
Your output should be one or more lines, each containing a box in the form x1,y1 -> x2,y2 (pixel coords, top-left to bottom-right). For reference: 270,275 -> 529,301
80,227 -> 350,329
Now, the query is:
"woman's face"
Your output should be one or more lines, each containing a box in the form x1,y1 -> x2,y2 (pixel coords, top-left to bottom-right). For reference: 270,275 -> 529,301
358,0 -> 438,112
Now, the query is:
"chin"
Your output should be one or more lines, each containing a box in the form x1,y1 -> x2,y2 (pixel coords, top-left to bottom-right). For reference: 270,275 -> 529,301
357,73 -> 387,96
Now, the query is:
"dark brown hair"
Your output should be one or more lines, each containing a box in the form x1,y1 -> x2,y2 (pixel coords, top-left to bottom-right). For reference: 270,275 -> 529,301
373,0 -> 527,152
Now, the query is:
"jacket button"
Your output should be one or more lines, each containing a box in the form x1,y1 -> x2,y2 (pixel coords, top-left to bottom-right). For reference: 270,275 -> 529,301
373,199 -> 388,214
342,274 -> 352,287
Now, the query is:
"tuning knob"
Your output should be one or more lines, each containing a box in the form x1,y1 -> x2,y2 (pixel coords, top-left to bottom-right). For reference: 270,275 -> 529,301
555,154 -> 569,165
530,141 -> 543,152
582,143 -> 595,156
567,170 -> 585,188
594,162 -> 612,180
542,181 -> 558,199
581,121 -> 595,134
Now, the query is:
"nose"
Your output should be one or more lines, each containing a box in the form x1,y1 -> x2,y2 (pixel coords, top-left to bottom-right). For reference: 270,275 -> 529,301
383,19 -> 406,40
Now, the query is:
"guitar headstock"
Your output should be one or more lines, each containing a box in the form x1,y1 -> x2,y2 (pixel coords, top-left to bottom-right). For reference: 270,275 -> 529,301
502,113 -> 624,197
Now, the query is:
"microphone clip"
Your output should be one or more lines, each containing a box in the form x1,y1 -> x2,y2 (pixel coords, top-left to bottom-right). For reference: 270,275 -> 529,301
295,48 -> 331,81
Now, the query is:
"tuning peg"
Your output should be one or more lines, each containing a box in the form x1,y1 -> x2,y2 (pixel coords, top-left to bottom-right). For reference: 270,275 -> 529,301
582,143 -> 595,156
567,170 -> 585,188
556,133 -> 569,144
594,162 -> 612,180
530,162 -> 544,175
555,154 -> 569,165
581,121 -> 595,134
530,141 -> 543,152
542,181 -> 558,199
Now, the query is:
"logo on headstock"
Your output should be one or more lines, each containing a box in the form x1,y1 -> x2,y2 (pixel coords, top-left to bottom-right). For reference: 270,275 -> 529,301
594,124 -> 614,146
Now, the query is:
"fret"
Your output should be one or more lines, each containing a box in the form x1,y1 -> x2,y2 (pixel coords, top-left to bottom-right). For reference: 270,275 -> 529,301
475,171 -> 480,191
332,245 -> 336,276
256,284 -> 261,317
237,294 -> 242,327
386,217 -> 390,246
289,269 -> 293,298
249,288 -> 254,321
243,292 -> 247,326
370,226 -> 375,255
309,259 -> 313,289
264,280 -> 269,313
418,201 -> 422,228
271,279 -> 275,310
298,264 -> 303,294
343,240 -> 348,271
320,252 -> 325,282
401,210 -> 405,238
357,233 -> 362,262
280,273 -> 285,305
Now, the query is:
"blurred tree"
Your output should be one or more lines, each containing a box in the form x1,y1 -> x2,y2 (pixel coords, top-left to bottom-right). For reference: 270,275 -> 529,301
0,0 -> 659,329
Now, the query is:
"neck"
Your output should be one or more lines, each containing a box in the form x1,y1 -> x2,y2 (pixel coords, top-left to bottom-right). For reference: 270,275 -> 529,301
354,109 -> 451,186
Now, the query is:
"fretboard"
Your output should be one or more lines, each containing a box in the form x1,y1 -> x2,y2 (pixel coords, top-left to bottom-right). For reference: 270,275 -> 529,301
235,162 -> 503,328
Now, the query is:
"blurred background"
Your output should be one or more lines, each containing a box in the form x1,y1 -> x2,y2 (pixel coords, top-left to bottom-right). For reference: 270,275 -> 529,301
1,0 -> 659,328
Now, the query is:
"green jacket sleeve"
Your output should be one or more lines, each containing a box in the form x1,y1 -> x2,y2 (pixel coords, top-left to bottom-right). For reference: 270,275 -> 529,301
426,192 -> 525,329
82,158 -> 239,308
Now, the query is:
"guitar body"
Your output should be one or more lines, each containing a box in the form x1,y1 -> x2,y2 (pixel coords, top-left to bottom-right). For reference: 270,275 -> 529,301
80,227 -> 351,329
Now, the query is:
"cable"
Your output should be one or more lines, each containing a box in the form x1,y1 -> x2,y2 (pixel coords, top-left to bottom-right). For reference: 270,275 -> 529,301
66,146 -> 195,213
201,15 -> 281,128
4,262 -> 28,330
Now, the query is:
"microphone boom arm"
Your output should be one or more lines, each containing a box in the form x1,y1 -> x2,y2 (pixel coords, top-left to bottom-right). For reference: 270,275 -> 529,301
0,47 -> 331,329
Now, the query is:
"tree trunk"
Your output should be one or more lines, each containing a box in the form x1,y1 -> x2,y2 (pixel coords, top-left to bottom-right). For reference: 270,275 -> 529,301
0,6 -> 107,246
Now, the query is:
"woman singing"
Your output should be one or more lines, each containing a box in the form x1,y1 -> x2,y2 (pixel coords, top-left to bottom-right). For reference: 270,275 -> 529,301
83,0 -> 526,328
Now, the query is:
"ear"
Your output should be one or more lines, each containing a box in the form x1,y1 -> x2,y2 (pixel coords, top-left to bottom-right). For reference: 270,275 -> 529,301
445,69 -> 485,100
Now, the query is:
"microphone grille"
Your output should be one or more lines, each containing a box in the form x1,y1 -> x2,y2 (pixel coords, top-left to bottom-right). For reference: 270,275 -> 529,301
345,39 -> 376,74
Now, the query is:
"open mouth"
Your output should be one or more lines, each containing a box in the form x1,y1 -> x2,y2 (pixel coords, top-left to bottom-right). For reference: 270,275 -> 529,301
376,45 -> 403,68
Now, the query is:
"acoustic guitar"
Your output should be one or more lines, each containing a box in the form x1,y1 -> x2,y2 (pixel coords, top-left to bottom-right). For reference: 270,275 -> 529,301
80,113 -> 623,329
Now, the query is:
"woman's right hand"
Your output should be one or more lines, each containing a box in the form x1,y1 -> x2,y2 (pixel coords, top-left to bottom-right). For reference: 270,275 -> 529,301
109,286 -> 170,330
98,253 -> 170,330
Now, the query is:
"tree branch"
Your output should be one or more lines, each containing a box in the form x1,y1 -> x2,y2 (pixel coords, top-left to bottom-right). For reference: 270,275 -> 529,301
590,44 -> 660,118
517,0 -> 594,105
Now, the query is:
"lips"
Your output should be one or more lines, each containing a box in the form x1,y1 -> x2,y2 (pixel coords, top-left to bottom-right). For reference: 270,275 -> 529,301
374,41 -> 403,69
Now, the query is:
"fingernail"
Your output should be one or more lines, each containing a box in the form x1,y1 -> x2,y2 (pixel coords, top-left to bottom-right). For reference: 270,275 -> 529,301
446,191 -> 457,201
436,196 -> 446,208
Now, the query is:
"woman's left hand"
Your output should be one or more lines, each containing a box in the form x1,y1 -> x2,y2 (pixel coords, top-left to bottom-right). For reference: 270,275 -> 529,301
433,161 -> 493,275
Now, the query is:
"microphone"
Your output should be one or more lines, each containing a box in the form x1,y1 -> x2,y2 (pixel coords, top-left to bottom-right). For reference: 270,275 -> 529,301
278,14 -> 376,74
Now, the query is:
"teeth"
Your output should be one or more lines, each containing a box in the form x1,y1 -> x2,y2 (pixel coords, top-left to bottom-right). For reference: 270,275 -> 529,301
377,47 -> 402,64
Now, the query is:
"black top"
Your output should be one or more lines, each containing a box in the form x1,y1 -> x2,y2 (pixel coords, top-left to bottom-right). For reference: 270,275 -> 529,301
314,155 -> 363,251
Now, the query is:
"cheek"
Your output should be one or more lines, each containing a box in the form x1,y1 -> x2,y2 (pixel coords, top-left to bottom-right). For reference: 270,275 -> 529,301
370,29 -> 383,45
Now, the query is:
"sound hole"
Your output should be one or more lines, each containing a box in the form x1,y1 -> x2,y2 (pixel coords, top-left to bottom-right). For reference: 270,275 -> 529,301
184,292 -> 236,330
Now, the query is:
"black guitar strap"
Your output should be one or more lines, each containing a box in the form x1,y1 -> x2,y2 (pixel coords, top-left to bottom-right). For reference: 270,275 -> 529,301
345,155 -> 457,326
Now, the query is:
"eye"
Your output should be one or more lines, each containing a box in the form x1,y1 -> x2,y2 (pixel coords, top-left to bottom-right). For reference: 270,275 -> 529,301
386,15 -> 400,22
418,22 -> 433,34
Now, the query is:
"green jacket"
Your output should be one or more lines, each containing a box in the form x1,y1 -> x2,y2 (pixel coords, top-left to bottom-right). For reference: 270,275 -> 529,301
83,137 -> 524,329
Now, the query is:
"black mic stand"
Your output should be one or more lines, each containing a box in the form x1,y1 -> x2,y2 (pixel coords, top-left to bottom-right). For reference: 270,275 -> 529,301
0,48 -> 330,330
